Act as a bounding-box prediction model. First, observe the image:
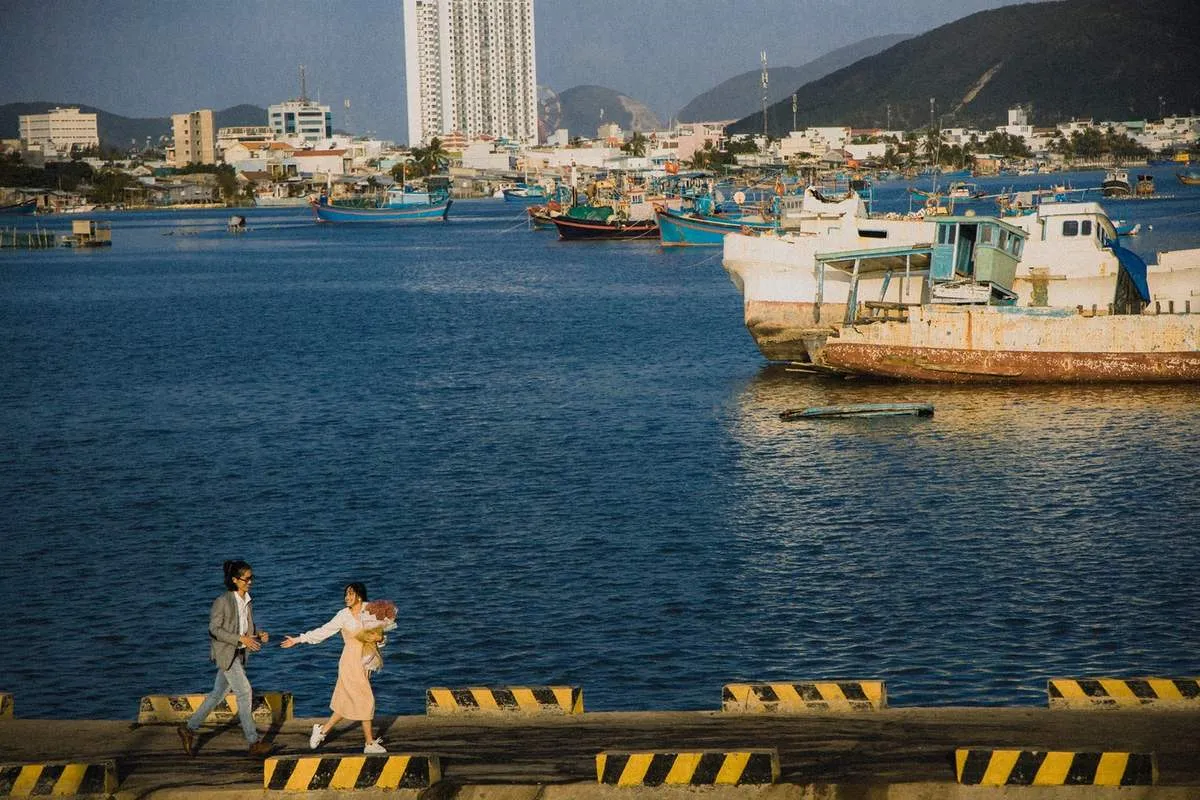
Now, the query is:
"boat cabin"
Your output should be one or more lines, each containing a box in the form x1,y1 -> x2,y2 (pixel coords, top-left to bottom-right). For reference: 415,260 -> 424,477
930,215 -> 1024,300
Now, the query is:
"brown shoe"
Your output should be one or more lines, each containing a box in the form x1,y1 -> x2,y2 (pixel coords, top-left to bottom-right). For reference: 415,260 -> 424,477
177,724 -> 196,757
248,740 -> 273,758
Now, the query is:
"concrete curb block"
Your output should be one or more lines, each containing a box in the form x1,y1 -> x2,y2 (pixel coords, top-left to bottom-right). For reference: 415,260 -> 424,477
0,759 -> 117,796
1048,677 -> 1200,708
597,750 -> 779,786
137,691 -> 293,724
427,686 -> 583,715
955,748 -> 1157,786
264,753 -> 441,791
723,681 -> 886,712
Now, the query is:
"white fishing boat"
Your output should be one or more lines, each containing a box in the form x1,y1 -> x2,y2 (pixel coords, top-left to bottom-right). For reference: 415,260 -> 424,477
722,193 -> 1200,363
801,214 -> 1200,383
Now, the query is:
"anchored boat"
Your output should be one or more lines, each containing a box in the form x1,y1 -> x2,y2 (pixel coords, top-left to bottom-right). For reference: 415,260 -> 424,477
310,184 -> 452,223
804,215 -> 1199,383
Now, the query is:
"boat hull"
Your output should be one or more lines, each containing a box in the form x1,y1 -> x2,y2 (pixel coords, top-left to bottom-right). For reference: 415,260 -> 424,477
550,216 -> 658,240
311,199 -> 452,223
816,306 -> 1200,383
656,207 -> 774,246
0,199 -> 38,215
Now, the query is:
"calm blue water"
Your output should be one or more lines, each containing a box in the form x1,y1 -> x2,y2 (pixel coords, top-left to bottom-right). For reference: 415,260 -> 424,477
2,166 -> 1198,720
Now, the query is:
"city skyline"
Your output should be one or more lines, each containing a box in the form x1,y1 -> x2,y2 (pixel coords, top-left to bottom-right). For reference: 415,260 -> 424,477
2,0 -> 1034,144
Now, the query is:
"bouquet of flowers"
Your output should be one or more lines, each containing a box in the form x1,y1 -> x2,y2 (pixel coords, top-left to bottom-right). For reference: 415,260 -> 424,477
359,600 -> 397,675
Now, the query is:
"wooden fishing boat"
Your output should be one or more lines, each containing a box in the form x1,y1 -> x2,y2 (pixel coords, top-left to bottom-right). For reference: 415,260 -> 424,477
1178,168 -> 1200,187
311,186 -> 451,223
1100,168 -> 1132,197
656,205 -> 777,247
0,198 -> 38,215
549,206 -> 658,240
804,215 -> 1200,383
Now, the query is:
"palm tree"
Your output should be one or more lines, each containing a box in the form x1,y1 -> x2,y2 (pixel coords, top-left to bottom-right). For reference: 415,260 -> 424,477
622,131 -> 648,158
409,137 -> 449,176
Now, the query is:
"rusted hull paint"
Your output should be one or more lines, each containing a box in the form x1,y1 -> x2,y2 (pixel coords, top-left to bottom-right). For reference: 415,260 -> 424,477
822,343 -> 1200,383
818,308 -> 1200,383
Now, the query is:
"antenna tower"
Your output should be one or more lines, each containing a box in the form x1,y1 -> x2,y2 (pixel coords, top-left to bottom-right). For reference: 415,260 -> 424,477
760,51 -> 769,137
299,65 -> 308,103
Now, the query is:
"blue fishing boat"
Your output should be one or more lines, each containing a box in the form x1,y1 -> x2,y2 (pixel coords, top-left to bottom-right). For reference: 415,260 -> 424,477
655,205 -> 777,247
0,198 -> 38,215
311,185 -> 451,223
502,183 -> 548,202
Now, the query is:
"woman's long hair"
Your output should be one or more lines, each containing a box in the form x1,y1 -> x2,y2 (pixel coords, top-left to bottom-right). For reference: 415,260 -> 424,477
345,582 -> 368,603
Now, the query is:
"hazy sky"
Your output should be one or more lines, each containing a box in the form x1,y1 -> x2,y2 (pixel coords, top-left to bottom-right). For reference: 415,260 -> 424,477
2,0 -> 1032,143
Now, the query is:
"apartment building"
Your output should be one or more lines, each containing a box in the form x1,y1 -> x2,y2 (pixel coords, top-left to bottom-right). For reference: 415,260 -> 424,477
403,0 -> 538,145
170,109 -> 217,166
18,107 -> 100,152
268,99 -> 333,144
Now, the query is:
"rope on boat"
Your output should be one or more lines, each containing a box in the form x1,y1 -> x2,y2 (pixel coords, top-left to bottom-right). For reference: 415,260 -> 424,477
681,250 -> 723,269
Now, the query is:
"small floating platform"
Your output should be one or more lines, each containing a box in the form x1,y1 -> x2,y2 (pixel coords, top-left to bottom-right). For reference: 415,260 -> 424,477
59,219 -> 112,247
780,402 -> 934,420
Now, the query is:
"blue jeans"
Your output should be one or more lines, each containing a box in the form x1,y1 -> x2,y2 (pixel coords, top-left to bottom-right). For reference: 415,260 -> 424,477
186,656 -> 259,744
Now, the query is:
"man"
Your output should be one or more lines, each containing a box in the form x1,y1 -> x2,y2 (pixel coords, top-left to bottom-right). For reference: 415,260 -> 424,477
177,560 -> 272,758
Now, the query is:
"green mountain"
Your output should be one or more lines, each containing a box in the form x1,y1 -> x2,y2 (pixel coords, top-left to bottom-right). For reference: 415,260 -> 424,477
677,35 -> 911,123
0,103 -> 267,150
726,0 -> 1200,136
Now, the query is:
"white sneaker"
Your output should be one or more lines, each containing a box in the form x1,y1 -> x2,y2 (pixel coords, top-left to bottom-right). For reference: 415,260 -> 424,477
309,724 -> 326,750
363,739 -> 387,754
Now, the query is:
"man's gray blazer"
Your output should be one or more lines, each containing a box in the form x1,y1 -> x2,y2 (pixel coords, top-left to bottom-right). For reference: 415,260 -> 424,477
208,591 -> 256,670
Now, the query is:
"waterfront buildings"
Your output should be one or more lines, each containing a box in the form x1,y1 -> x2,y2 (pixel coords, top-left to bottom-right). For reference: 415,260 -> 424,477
403,0 -> 538,146
170,109 -> 216,166
268,99 -> 333,144
18,107 -> 99,152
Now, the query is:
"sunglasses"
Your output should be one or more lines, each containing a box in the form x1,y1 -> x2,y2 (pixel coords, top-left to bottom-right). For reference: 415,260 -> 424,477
236,575 -> 254,582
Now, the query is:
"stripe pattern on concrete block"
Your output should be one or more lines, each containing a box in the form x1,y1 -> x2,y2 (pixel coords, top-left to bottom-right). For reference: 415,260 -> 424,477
137,691 -> 293,724
426,686 -> 583,714
0,761 -> 117,796
722,681 -> 886,711
1048,677 -> 1200,708
0,694 -> 11,719
264,754 -> 440,791
597,750 -> 779,786
955,749 -> 1156,786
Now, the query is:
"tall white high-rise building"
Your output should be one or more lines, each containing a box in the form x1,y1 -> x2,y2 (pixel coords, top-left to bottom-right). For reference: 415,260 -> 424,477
403,0 -> 538,146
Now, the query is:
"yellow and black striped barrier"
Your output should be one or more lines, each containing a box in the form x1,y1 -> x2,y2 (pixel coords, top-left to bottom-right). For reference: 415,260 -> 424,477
264,754 -> 440,791
137,691 -> 293,724
426,686 -> 583,715
955,749 -> 1156,786
1048,677 -> 1200,708
0,694 -> 11,719
597,750 -> 779,786
0,760 -> 118,796
722,681 -> 886,712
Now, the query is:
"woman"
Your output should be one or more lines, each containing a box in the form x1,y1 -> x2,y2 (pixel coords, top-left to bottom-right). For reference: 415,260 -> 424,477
281,582 -> 386,754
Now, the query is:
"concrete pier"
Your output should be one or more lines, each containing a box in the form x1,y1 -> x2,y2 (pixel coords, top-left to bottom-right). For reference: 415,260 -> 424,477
2,707 -> 1199,798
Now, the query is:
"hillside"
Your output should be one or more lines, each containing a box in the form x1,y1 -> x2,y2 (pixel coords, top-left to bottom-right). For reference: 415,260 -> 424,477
676,35 -> 911,123
545,86 -> 662,140
726,0 -> 1200,136
0,104 -> 267,150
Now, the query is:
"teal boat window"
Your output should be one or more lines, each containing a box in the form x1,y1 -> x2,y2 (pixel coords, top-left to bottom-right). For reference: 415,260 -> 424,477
980,225 -> 993,244
1063,220 -> 1079,236
937,224 -> 956,245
